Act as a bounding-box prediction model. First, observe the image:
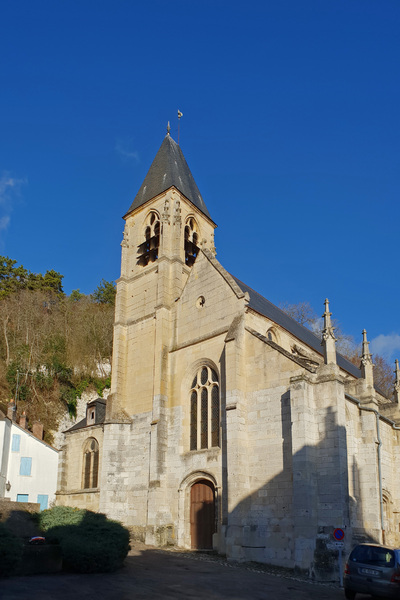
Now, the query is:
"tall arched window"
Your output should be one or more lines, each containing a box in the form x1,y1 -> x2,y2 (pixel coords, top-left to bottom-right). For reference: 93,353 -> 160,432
184,218 -> 200,267
190,366 -> 219,450
82,437 -> 99,489
137,211 -> 160,266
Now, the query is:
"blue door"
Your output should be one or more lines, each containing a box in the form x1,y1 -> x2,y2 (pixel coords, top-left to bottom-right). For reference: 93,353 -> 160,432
17,494 -> 29,502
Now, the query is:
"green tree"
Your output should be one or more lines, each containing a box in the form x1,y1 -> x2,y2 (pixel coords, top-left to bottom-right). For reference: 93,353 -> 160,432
69,289 -> 84,302
0,256 -> 28,298
0,256 -> 64,297
43,270 -> 64,294
92,279 -> 116,305
26,270 -> 64,295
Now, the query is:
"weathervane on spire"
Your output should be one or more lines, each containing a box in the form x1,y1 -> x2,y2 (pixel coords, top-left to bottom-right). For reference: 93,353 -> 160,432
166,121 -> 171,136
178,109 -> 183,144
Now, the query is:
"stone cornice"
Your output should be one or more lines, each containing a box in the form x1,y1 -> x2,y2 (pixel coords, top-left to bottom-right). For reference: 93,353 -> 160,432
171,326 -> 229,352
117,254 -> 188,286
290,373 -> 315,385
55,488 -> 100,496
315,372 -> 345,385
245,327 -> 317,373
114,312 -> 156,328
117,264 -> 158,284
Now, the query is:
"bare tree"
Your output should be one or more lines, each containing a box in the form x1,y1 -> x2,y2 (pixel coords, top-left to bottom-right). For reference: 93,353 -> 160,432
281,300 -> 394,399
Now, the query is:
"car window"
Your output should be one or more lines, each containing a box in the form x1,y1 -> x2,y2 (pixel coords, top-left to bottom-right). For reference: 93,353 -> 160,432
350,545 -> 395,568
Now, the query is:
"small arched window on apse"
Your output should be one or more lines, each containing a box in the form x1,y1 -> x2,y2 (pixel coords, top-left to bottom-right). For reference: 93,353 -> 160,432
137,211 -> 160,266
190,366 -> 220,451
185,218 -> 200,267
82,437 -> 99,489
266,328 -> 276,342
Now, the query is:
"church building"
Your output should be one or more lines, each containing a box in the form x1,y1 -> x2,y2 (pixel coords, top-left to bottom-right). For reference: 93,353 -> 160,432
56,130 -> 400,579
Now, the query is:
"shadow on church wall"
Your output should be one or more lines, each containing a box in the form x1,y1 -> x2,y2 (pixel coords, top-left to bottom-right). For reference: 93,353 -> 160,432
218,388 -> 378,580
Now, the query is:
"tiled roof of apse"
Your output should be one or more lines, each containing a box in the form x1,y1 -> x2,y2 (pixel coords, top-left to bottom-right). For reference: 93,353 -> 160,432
125,134 -> 212,220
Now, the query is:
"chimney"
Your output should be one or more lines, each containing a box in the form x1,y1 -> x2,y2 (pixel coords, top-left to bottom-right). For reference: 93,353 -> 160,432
19,411 -> 27,429
7,401 -> 16,421
32,421 -> 44,440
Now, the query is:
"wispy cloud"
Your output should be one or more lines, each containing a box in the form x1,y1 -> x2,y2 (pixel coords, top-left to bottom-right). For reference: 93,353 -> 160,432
370,333 -> 400,363
115,139 -> 140,163
0,175 -> 19,200
0,216 -> 10,231
0,173 -> 26,235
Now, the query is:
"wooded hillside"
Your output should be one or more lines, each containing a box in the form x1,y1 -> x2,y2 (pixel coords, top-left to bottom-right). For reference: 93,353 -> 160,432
0,257 -> 115,443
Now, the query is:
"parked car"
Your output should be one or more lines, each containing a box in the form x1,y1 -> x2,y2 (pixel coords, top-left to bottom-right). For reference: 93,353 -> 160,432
344,543 -> 400,599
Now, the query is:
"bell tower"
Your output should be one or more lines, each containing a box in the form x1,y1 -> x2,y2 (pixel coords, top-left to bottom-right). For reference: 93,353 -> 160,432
108,130 -> 216,419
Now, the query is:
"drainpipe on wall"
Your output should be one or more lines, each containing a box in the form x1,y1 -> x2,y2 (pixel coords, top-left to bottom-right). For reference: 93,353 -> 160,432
345,394 -> 394,544
375,412 -> 384,545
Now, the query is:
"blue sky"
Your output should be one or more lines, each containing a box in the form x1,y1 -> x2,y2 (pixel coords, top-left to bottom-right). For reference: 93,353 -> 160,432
1,1 -> 399,364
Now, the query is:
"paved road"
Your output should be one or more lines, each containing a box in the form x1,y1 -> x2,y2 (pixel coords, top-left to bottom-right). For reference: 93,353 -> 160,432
1,543 -> 370,600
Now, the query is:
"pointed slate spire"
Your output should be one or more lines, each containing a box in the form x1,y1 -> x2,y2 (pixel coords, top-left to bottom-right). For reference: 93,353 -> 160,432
321,298 -> 337,364
394,359 -> 400,404
360,329 -> 374,386
124,134 -> 212,220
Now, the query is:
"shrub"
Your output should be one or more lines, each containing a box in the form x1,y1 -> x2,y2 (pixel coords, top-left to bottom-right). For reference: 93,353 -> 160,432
0,523 -> 23,577
38,505 -> 86,531
38,507 -> 130,573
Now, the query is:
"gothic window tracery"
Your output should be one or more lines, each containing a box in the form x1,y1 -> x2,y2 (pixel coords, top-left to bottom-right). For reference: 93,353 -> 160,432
185,218 -> 200,267
137,211 -> 160,266
82,437 -> 99,489
190,366 -> 220,450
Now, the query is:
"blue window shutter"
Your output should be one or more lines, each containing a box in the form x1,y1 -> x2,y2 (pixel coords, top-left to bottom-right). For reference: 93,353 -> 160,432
11,434 -> 21,452
37,495 -> 48,511
20,457 -> 32,476
17,494 -> 29,502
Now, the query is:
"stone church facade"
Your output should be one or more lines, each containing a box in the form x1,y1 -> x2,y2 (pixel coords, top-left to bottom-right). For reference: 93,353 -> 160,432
56,132 -> 400,578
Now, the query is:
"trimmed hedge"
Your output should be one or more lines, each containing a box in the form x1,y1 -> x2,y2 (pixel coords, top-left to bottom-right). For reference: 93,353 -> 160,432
38,506 -> 130,573
37,505 -> 86,530
0,523 -> 23,577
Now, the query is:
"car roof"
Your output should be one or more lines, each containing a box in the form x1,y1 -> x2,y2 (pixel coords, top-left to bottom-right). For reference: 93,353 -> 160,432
352,543 -> 400,553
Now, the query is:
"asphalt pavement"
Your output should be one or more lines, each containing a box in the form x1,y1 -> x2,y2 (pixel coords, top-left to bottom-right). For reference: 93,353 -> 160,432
1,542 -> 371,600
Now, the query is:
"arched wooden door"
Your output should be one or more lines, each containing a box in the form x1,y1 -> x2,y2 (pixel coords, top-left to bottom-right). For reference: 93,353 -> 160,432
190,480 -> 216,549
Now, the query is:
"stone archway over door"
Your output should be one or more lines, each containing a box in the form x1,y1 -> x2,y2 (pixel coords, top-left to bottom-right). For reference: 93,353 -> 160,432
190,480 -> 215,549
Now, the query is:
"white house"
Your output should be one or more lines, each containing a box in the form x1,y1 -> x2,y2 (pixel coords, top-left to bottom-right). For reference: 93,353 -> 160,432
0,403 -> 59,510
